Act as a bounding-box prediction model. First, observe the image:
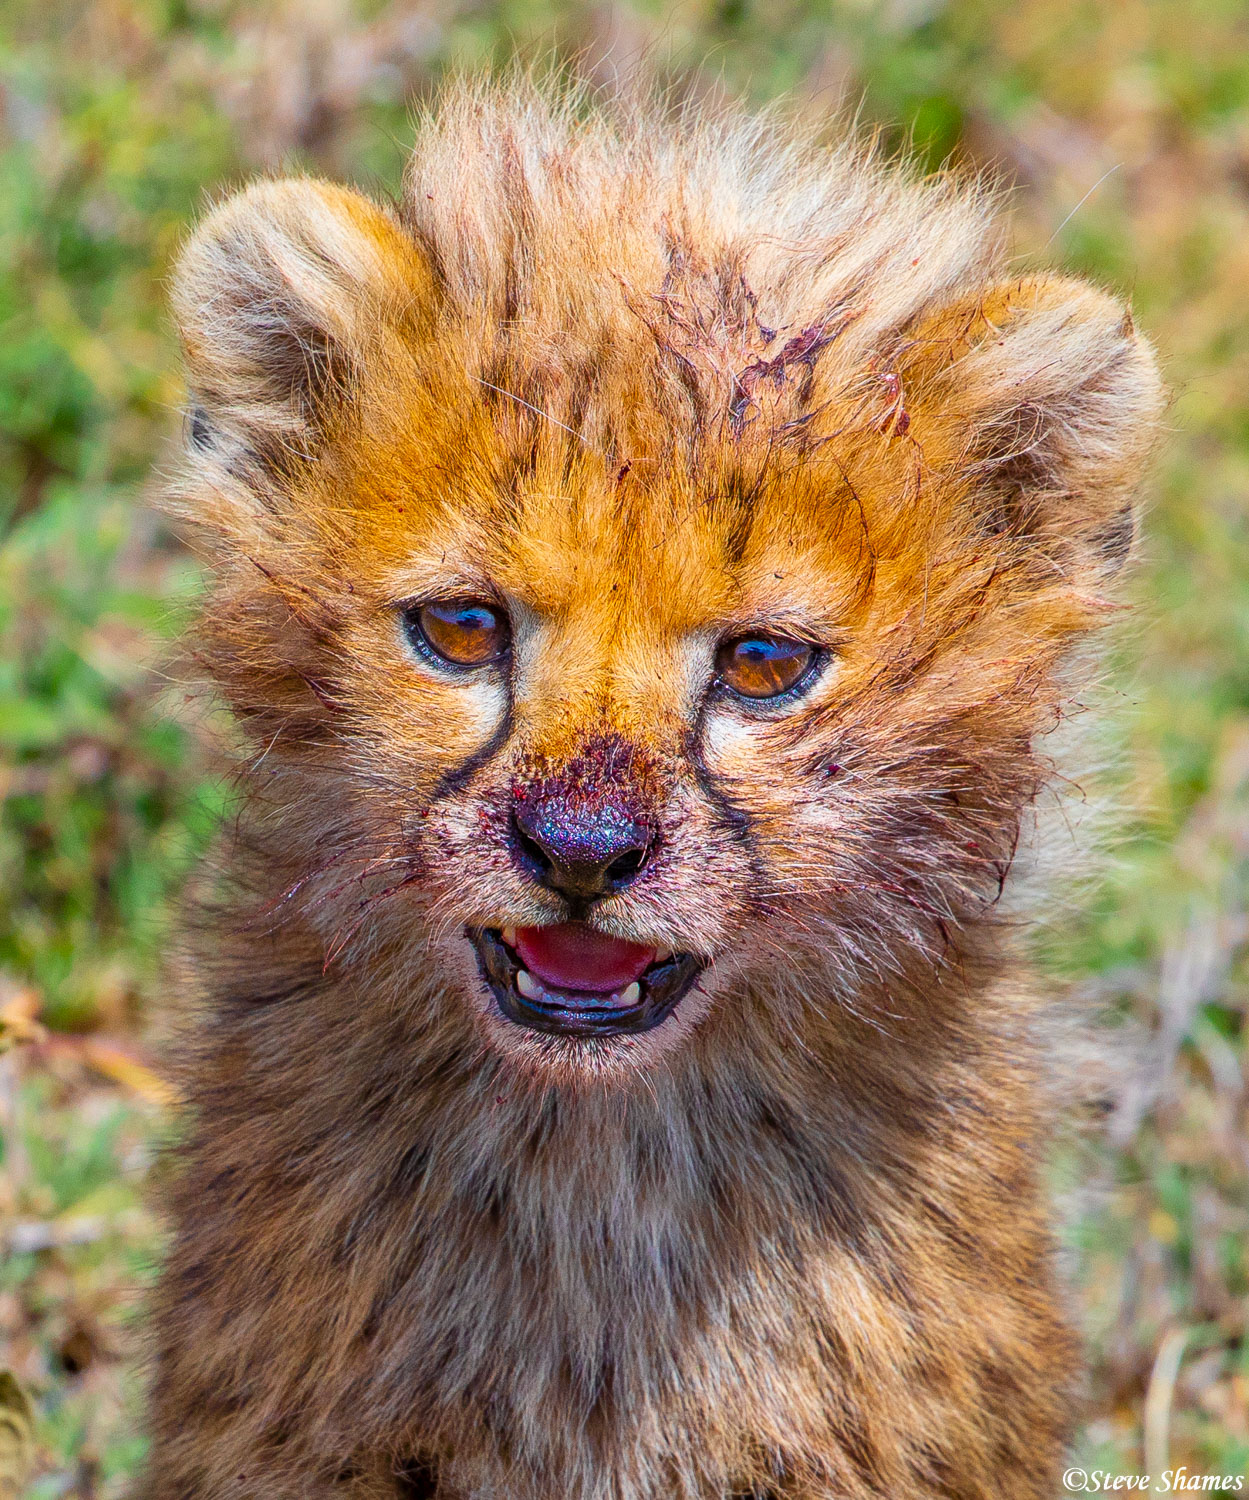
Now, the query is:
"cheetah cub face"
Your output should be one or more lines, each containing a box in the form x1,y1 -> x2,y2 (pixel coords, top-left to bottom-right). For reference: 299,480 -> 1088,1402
173,134 -> 1159,1085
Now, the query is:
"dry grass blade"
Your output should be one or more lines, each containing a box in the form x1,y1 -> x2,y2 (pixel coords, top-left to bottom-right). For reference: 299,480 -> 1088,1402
1144,1326 -> 1189,1490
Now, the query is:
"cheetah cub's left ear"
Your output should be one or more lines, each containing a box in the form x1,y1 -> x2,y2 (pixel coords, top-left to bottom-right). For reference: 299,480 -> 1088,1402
172,179 -> 428,474
902,276 -> 1165,577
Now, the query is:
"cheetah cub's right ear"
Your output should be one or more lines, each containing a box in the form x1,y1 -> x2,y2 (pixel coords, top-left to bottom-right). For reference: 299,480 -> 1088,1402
172,178 -> 428,479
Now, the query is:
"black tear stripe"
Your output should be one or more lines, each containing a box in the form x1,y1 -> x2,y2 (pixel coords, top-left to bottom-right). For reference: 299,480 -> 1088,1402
686,707 -> 767,911
428,691 -> 515,802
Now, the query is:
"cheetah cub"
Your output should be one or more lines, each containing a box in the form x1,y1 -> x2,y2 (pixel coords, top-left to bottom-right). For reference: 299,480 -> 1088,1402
144,77 -> 1161,1500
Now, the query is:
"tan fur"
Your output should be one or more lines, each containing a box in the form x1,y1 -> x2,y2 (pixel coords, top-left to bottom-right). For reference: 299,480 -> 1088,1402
143,77 -> 1163,1500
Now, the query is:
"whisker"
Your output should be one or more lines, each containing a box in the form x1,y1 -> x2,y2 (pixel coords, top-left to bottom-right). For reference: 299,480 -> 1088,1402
323,872 -> 426,970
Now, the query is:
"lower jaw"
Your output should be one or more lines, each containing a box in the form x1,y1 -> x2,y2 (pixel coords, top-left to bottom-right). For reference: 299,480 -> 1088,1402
469,928 -> 704,1038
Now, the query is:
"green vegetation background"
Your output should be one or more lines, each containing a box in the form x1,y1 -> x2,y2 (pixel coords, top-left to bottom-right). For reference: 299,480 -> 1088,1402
0,0 -> 1246,1491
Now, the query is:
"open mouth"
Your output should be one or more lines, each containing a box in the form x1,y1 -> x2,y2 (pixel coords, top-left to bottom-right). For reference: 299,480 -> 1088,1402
470,922 -> 704,1037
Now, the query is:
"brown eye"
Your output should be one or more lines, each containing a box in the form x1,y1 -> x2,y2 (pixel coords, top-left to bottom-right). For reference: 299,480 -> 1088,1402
405,600 -> 510,668
716,635 -> 817,700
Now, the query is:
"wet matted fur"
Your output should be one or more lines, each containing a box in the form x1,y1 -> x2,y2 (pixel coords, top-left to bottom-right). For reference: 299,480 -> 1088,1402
141,77 -> 1163,1500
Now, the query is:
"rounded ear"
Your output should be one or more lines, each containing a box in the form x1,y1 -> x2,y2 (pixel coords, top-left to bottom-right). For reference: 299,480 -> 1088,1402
172,178 -> 430,473
903,276 -> 1165,574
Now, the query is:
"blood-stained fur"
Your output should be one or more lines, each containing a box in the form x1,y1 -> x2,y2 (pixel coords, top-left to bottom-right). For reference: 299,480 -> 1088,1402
141,77 -> 1163,1500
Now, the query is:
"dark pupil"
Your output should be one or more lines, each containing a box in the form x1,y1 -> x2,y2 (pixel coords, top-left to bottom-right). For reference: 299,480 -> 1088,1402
417,602 -> 506,665
720,636 -> 813,698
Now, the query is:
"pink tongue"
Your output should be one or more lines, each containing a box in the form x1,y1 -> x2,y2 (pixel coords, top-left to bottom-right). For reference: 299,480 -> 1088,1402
513,924 -> 656,994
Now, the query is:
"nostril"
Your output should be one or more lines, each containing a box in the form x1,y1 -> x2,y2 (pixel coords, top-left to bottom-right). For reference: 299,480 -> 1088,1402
510,810 -> 554,880
605,842 -> 649,884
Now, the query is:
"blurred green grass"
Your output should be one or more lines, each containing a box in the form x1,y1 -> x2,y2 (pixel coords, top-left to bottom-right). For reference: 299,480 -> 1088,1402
0,0 -> 1246,1492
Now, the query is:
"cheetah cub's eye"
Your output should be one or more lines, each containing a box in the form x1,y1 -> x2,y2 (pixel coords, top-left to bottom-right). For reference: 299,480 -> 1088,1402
403,600 -> 511,669
716,635 -> 818,700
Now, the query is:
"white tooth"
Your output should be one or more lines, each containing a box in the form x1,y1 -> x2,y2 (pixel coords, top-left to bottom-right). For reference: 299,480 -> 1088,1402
515,968 -> 541,1000
501,926 -> 517,947
619,982 -> 641,1006
653,948 -> 673,963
